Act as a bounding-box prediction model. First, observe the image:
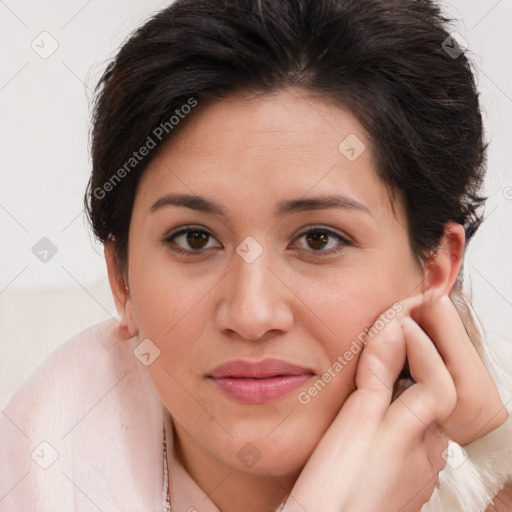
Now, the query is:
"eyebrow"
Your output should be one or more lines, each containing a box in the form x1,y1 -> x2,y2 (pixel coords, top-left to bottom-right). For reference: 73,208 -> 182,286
150,192 -> 371,217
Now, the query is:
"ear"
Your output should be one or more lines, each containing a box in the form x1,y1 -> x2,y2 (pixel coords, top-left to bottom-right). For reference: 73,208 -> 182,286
422,222 -> 466,301
104,240 -> 138,338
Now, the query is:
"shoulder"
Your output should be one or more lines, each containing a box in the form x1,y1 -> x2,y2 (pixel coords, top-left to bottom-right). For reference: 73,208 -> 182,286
0,319 -> 165,510
0,317 -> 133,437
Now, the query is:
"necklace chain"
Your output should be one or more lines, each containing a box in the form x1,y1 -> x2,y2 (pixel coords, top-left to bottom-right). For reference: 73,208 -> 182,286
163,422 -> 171,511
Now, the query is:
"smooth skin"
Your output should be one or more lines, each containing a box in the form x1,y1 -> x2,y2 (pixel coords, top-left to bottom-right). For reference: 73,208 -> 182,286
105,87 -> 507,512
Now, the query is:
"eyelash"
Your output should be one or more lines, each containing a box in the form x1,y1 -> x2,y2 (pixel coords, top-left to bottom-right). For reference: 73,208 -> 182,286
162,225 -> 353,257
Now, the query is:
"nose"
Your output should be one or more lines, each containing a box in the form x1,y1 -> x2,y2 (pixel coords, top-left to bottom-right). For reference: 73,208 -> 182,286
214,245 -> 294,342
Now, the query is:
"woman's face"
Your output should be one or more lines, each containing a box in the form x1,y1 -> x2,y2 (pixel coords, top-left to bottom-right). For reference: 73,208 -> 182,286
124,87 -> 423,477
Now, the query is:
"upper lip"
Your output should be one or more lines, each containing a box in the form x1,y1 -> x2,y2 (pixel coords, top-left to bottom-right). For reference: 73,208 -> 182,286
208,358 -> 316,379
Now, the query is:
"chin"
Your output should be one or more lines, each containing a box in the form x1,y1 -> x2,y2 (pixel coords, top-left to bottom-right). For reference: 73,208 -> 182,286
223,434 -> 316,477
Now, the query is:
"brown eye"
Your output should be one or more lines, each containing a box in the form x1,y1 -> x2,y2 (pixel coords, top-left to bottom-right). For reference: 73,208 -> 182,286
163,226 -> 221,255
186,230 -> 210,249
293,227 -> 352,256
305,231 -> 330,250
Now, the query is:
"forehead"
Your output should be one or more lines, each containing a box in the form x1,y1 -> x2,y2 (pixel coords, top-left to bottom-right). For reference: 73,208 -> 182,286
135,87 -> 400,222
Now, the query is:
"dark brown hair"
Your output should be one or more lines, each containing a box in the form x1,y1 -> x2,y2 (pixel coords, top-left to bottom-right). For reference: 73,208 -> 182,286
85,0 -> 488,280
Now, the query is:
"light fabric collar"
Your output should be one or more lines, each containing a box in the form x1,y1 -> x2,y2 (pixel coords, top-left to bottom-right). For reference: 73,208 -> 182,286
1,319 -> 511,511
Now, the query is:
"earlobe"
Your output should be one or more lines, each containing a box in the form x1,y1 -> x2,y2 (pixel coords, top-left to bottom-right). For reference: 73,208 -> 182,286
422,222 -> 466,301
104,241 -> 138,338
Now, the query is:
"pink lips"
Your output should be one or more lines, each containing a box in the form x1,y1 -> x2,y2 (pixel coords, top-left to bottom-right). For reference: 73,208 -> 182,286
207,358 -> 315,404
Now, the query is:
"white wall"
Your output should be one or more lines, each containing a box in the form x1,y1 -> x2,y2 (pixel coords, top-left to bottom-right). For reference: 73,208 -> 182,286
1,0 -> 511,407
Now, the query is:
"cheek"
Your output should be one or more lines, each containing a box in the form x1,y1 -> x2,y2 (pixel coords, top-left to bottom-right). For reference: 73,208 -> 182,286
130,251 -> 216,337
290,269 -> 396,350
132,268 -> 212,422
127,260 -> 215,403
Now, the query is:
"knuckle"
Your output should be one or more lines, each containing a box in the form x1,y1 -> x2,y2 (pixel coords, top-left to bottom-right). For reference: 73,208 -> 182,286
402,386 -> 452,426
363,321 -> 404,361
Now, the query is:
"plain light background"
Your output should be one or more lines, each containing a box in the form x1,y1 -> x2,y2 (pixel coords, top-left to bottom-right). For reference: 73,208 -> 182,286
1,0 -> 511,408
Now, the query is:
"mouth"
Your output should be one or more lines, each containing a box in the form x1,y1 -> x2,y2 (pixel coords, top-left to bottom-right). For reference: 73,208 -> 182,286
207,358 -> 315,404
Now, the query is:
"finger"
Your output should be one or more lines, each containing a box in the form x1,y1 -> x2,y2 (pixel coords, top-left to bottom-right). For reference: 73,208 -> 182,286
348,294 -> 424,421
370,293 -> 423,327
414,295 -> 507,442
353,317 -> 407,421
414,295 -> 486,382
385,316 -> 456,437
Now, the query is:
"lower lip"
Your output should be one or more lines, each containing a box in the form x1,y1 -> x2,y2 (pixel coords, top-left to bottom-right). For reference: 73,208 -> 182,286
209,374 -> 313,404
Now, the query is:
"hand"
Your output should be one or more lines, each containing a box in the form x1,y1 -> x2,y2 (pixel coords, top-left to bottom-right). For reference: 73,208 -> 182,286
409,294 -> 507,446
282,294 -> 452,512
282,292 -> 506,512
